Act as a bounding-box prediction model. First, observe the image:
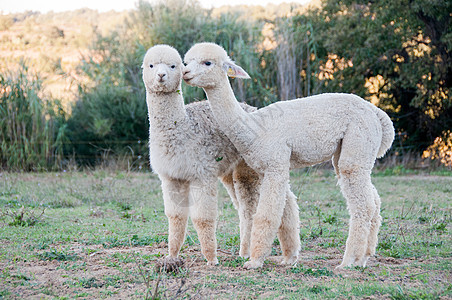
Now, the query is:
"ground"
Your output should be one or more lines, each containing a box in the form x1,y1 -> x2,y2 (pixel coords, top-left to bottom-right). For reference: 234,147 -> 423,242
0,168 -> 450,299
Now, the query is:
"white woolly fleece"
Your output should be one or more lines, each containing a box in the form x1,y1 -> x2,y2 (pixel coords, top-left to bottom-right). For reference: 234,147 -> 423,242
183,42 -> 395,269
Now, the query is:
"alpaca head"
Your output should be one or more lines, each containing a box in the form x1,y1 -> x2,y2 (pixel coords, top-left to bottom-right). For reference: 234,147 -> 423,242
183,42 -> 250,89
142,44 -> 183,94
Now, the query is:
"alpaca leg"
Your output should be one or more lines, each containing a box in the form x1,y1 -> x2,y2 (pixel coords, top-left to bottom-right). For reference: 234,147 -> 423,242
278,187 -> 300,265
244,170 -> 288,269
366,185 -> 382,258
332,141 -> 342,180
337,169 -> 376,269
189,180 -> 219,265
220,172 -> 239,210
161,177 -> 190,259
233,161 -> 261,258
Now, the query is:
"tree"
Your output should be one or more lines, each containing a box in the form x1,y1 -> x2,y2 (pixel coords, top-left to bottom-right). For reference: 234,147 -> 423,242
311,0 -> 451,151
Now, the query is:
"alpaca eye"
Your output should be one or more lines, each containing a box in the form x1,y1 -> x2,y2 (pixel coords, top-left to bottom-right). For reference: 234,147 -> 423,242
204,61 -> 212,66
171,65 -> 176,69
150,64 -> 153,68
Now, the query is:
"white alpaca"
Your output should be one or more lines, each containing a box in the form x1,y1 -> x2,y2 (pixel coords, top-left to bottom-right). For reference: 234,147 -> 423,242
143,44 -> 300,266
182,42 -> 395,269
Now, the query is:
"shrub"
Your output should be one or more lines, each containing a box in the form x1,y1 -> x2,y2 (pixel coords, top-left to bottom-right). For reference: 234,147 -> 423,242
65,83 -> 148,167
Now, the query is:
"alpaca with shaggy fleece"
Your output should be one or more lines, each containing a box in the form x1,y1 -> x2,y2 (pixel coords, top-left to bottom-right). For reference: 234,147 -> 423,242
143,44 -> 300,265
182,42 -> 395,269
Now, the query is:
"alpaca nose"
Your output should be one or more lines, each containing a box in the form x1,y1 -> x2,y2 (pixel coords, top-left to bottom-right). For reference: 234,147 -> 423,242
183,69 -> 190,76
158,73 -> 166,79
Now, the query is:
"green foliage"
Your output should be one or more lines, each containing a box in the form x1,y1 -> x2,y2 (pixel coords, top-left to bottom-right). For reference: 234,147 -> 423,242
311,0 -> 452,151
38,248 -> 79,261
77,277 -> 102,288
2,0 -> 451,167
0,62 -> 66,170
376,166 -> 418,176
308,285 -> 330,294
65,85 -> 148,166
323,213 -> 338,224
289,266 -> 334,277
65,36 -> 149,166
390,285 -> 442,300
97,234 -> 168,248
2,206 -> 45,227
221,257 -> 247,268
431,222 -> 447,233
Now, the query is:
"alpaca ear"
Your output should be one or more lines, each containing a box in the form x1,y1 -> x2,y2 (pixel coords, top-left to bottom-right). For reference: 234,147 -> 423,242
223,61 -> 250,79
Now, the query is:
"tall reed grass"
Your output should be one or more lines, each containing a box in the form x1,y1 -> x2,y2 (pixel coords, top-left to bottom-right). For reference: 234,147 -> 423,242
0,62 -> 66,171
274,17 -> 319,100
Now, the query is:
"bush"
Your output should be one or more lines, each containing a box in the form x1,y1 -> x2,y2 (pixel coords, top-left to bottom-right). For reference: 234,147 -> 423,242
65,83 -> 148,167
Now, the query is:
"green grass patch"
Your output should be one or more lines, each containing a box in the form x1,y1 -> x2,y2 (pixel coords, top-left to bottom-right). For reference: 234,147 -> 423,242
37,248 -> 79,261
289,265 -> 334,277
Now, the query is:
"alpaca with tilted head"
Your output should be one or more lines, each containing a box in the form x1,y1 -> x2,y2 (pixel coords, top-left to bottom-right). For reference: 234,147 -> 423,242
143,44 -> 300,266
182,42 -> 394,269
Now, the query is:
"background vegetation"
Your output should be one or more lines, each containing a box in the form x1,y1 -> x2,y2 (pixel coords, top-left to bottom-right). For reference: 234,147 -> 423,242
0,0 -> 451,170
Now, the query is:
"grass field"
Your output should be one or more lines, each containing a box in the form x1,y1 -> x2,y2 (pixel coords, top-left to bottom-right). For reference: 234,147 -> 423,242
0,168 -> 451,299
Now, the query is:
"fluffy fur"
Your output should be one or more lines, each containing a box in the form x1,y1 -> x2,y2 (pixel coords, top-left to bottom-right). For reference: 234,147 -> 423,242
143,45 -> 299,265
183,42 -> 395,269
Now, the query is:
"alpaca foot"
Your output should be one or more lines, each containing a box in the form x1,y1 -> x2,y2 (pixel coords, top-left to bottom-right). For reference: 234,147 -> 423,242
335,254 -> 354,270
356,255 -> 369,267
239,248 -> 250,259
206,257 -> 219,266
335,255 -> 369,270
335,262 -> 349,270
282,253 -> 298,266
243,259 -> 264,269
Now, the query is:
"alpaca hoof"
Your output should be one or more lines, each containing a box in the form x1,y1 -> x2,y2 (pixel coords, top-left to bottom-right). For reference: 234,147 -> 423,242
336,257 -> 353,269
239,249 -> 250,259
207,258 -> 219,266
243,260 -> 263,269
282,254 -> 298,266
336,255 -> 368,269
356,256 -> 369,267
335,263 -> 347,270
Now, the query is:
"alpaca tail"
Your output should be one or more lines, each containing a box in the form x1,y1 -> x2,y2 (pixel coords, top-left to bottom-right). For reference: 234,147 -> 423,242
372,105 -> 395,158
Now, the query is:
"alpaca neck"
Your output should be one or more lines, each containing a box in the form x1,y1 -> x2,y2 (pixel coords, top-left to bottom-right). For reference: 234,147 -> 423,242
146,88 -> 186,132
204,78 -> 254,150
